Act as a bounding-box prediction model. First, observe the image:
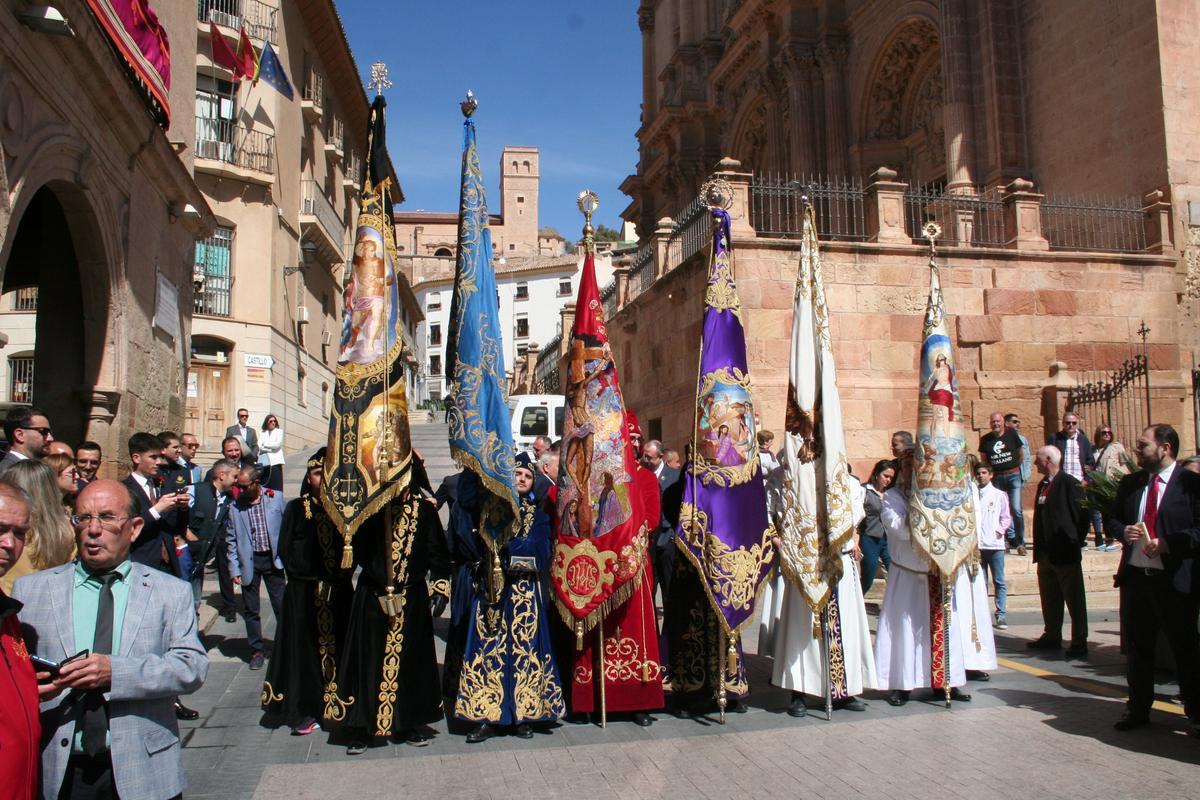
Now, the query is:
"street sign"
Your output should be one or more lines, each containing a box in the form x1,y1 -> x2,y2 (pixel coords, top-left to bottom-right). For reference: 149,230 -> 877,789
244,353 -> 275,369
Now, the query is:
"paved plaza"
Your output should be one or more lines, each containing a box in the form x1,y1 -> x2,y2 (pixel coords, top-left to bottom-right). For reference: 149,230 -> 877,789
178,426 -> 1200,799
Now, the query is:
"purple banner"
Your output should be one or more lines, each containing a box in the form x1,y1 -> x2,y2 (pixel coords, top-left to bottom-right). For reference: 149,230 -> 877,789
676,208 -> 775,636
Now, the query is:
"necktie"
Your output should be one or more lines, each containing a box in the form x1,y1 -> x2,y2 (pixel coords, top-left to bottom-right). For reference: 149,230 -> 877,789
82,572 -> 119,756
1143,475 -> 1160,541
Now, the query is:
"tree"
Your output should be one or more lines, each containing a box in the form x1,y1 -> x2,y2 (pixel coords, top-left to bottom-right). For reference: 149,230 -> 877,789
594,223 -> 621,242
538,226 -> 565,241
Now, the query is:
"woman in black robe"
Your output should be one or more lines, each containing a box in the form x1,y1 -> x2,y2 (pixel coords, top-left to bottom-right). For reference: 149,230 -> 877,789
261,448 -> 354,734
330,458 -> 451,753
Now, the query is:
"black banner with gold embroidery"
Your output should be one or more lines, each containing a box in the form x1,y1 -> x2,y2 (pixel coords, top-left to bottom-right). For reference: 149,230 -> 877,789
321,95 -> 412,560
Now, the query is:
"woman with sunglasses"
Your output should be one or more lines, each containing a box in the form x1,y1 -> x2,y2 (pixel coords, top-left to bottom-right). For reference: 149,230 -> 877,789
1092,425 -> 1131,551
258,414 -> 286,492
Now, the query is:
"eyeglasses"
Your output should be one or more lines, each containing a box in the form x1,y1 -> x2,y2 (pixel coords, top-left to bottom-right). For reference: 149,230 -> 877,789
71,513 -> 131,530
22,426 -> 52,437
1065,420 -> 1079,426
238,414 -> 249,419
1101,430 -> 1113,435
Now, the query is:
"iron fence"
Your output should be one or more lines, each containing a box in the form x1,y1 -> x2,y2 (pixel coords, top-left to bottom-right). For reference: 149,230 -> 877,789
664,193 -> 710,272
301,180 -> 344,248
302,64 -> 324,109
630,243 -> 653,294
600,280 -> 617,319
750,173 -> 868,240
195,120 -> 275,175
534,334 -> 562,394
1040,193 -> 1147,253
194,226 -> 234,317
8,356 -> 32,403
197,0 -> 278,44
1067,349 -> 1152,452
11,288 -> 37,311
904,184 -> 1006,246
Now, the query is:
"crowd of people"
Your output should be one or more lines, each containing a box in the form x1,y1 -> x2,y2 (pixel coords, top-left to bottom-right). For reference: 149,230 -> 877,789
2,401 -> 1199,799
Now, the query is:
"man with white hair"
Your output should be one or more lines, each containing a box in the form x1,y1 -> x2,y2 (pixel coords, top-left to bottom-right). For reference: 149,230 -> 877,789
1028,445 -> 1090,658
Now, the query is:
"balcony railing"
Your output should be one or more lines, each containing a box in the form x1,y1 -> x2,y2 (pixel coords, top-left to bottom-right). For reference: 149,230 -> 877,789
344,151 -> 362,190
197,0 -> 278,44
1041,192 -> 1147,253
750,173 -> 868,240
195,119 -> 275,176
302,66 -> 324,114
904,184 -> 1006,247
325,116 -> 344,156
301,180 -> 344,253
11,287 -> 37,311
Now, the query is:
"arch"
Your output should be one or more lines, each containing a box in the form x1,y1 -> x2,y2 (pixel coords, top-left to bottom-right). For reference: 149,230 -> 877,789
522,160 -> 531,173
728,94 -> 771,174
860,17 -> 941,144
433,246 -> 453,257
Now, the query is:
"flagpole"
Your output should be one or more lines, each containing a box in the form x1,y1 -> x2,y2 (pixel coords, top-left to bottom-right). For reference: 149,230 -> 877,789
578,190 -> 607,729
821,605 -> 833,720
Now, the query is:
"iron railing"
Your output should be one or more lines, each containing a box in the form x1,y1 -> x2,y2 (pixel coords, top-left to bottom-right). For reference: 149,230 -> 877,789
534,334 -> 562,394
600,280 -> 617,319
1067,346 -> 1152,452
10,288 -> 37,311
194,226 -> 234,317
302,64 -> 324,109
750,173 -> 868,240
301,180 -> 344,248
8,356 -> 32,403
1193,362 -> 1200,456
325,116 -> 344,153
630,243 -> 653,294
904,184 -> 1006,246
195,120 -> 275,175
197,0 -> 278,44
664,194 -> 710,273
1040,193 -> 1147,253
343,150 -> 362,189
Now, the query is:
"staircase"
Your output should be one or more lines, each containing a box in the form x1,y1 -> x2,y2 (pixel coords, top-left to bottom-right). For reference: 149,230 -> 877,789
864,548 -> 1122,610
410,419 -> 456,491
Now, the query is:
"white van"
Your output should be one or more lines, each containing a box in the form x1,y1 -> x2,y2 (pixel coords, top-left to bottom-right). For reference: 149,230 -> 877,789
508,394 -> 565,454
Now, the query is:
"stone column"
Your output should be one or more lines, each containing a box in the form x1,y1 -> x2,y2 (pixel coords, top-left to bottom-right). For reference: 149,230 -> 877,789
940,0 -> 978,192
817,39 -> 849,176
556,303 -> 575,388
1002,178 -> 1048,250
1142,188 -> 1175,255
865,167 -> 909,243
639,4 -> 657,120
612,264 -> 631,309
1042,362 -> 1075,440
711,156 -> 754,238
779,42 -> 819,176
653,217 -> 674,279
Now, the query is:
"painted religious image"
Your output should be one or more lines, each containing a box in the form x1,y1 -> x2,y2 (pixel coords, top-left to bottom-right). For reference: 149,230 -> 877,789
558,337 -> 631,541
915,333 -> 971,506
358,398 -> 411,487
696,378 -> 755,468
339,226 -> 397,365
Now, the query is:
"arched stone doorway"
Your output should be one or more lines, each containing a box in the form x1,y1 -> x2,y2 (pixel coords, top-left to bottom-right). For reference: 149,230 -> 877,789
0,184 -> 108,448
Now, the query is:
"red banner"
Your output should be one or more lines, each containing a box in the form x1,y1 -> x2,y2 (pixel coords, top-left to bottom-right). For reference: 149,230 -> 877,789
86,0 -> 171,124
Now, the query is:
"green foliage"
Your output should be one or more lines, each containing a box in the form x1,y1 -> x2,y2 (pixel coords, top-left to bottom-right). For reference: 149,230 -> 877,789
1081,453 -> 1140,513
594,223 -> 621,242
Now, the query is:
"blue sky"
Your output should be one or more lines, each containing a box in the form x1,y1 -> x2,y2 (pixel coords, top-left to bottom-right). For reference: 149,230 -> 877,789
338,2 -> 643,238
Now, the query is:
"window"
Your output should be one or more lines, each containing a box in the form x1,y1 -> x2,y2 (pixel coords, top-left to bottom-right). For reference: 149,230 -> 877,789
194,226 -> 234,316
194,76 -> 236,162
517,195 -> 525,203
519,406 -> 548,437
554,405 -> 565,437
427,291 -> 441,311
8,356 -> 33,403
429,323 -> 441,347
508,243 -> 515,251
514,282 -> 528,300
434,247 -> 452,257
557,278 -> 572,296
9,288 -> 37,311
516,316 -> 529,338
517,343 -> 528,356
429,355 -> 442,376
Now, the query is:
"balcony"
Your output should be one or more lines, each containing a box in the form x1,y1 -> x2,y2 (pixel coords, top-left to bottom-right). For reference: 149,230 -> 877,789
300,180 -> 344,264
324,116 -> 344,163
343,151 -> 362,192
196,0 -> 278,45
194,120 -> 275,185
301,67 -> 324,123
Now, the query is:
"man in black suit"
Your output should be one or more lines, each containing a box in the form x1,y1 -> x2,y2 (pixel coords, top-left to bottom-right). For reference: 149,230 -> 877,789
639,437 -> 680,601
1027,445 -> 1090,658
0,406 -> 53,477
1106,423 -> 1200,732
122,433 -> 189,577
187,458 -> 238,619
224,407 -> 259,460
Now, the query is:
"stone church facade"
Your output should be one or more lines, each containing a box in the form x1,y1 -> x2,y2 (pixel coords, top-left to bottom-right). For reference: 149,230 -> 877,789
613,0 -> 1200,474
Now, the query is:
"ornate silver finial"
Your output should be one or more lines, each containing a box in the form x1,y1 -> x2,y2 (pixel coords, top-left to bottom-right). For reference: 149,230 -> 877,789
701,177 -> 733,210
578,190 -> 599,254
461,89 -> 478,118
368,62 -> 392,96
922,221 -> 943,243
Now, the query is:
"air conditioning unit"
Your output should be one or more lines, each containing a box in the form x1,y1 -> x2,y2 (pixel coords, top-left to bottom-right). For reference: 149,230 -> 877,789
321,329 -> 333,347
296,305 -> 310,324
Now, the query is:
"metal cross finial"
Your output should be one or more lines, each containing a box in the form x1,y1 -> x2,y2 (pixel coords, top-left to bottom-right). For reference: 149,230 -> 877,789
578,190 -> 599,254
1137,320 -> 1150,344
461,89 -> 478,118
368,62 -> 392,96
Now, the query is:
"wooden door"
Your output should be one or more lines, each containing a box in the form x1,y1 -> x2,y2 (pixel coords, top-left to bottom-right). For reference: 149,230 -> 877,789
196,365 -> 229,447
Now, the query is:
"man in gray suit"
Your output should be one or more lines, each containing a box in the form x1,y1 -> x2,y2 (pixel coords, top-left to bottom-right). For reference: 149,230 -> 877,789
0,406 -> 54,478
226,465 -> 286,670
14,479 -> 207,800
224,408 -> 259,461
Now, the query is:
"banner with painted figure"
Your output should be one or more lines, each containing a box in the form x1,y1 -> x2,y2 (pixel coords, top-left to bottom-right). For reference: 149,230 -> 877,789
908,225 -> 976,579
677,206 -> 775,636
321,95 -> 413,555
551,249 -> 648,636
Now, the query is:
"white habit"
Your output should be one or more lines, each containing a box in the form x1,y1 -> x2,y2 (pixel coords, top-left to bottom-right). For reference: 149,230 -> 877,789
957,482 -> 998,671
873,487 -> 967,690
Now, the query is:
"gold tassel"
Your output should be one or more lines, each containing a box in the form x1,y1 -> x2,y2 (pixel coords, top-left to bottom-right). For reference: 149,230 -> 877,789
642,660 -> 651,683
341,537 -> 354,569
726,639 -> 738,676
488,549 -> 503,605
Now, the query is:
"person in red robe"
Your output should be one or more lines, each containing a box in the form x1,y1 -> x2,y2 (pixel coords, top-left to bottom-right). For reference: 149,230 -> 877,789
563,412 -> 665,725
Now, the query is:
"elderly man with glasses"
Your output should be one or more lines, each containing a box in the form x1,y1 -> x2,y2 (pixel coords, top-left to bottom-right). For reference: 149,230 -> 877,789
226,466 -> 286,671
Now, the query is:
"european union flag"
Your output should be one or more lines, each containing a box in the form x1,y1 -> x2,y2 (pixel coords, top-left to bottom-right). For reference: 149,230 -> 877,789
446,109 -> 519,538
255,41 -> 293,101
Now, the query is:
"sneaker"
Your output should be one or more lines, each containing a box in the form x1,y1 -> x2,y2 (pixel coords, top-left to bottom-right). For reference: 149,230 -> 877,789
291,717 -> 320,736
249,651 -> 265,670
1103,543 -> 1122,552
995,616 -> 1008,630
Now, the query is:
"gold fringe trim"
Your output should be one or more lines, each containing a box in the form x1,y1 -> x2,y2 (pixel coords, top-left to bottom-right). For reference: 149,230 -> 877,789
554,564 -> 645,643
319,455 -> 412,548
673,522 -> 775,640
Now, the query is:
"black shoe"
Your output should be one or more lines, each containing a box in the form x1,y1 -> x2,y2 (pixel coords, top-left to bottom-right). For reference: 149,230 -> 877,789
726,698 -> 748,714
223,610 -> 237,623
174,701 -> 199,721
1064,644 -> 1088,659
1114,711 -> 1149,731
786,692 -> 808,718
631,712 -> 653,727
672,705 -> 692,719
949,687 -> 972,702
346,740 -> 368,756
514,723 -> 534,739
834,697 -> 867,712
887,690 -> 909,707
466,723 -> 494,744
966,670 -> 990,682
1027,637 -> 1063,651
402,728 -> 432,747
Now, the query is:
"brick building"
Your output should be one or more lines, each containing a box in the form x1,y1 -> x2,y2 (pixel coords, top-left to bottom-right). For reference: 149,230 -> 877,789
610,0 -> 1200,475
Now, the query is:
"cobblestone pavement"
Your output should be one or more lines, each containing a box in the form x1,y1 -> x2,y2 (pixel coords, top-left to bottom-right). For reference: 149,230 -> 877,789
179,426 -> 1200,798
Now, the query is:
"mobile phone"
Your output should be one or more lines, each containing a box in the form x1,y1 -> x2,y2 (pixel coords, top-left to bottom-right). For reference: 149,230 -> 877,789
31,649 -> 89,678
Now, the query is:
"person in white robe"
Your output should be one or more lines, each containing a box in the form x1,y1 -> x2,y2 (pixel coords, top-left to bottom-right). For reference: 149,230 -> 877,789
761,462 -> 877,716
958,477 -> 998,680
874,453 -> 972,706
